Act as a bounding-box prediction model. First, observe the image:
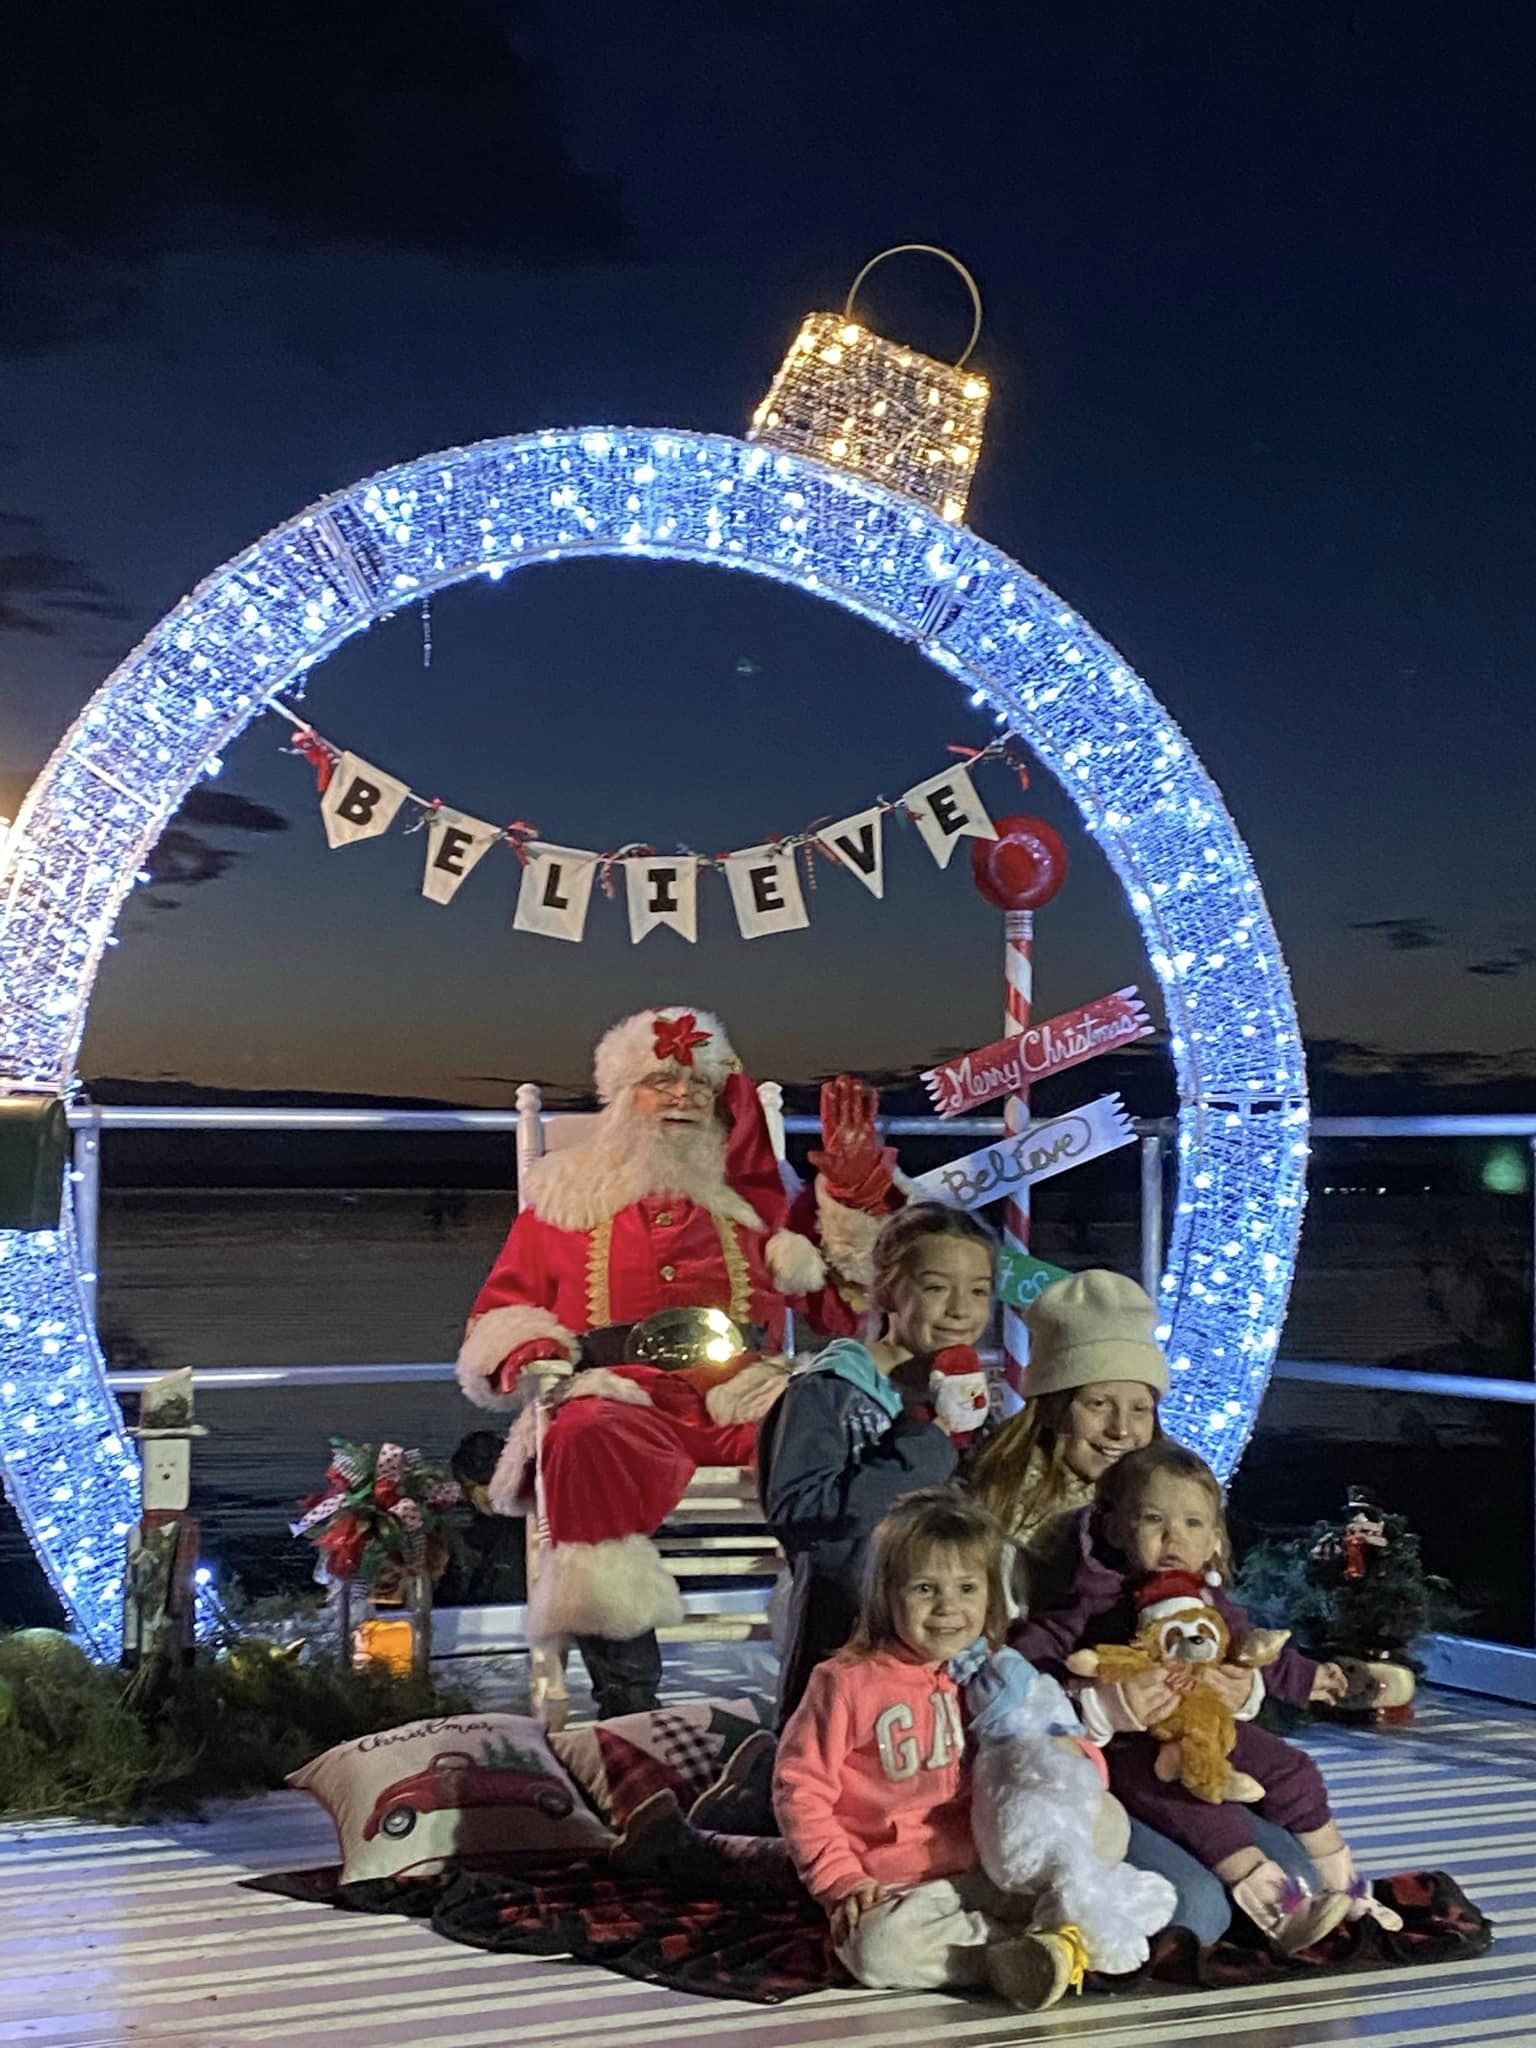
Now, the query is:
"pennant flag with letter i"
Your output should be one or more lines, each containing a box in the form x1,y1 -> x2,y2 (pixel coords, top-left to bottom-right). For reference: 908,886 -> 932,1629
624,856 -> 701,943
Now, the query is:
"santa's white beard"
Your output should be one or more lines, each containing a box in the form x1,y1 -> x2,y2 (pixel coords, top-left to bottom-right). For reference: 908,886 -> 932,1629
591,1091 -> 730,1203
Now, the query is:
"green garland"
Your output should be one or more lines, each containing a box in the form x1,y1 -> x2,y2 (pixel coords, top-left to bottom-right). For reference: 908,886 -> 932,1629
0,1626 -> 472,1823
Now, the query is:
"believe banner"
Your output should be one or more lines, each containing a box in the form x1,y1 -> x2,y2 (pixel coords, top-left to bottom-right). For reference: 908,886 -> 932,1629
921,988 -> 1153,1117
284,711 -> 1033,944
905,1093 -> 1137,1212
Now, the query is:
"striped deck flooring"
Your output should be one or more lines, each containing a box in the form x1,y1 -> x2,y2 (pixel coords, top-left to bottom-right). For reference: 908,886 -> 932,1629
2,1674 -> 1533,2048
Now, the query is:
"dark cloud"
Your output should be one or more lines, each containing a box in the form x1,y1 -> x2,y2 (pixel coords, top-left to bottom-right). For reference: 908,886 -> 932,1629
0,512 -> 132,638
1466,946 -> 1536,979
1347,918 -> 1448,953
0,2 -> 630,351
175,788 -> 289,834
142,829 -> 241,892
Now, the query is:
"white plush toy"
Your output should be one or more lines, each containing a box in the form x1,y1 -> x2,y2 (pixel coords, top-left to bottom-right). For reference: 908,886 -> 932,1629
959,1644 -> 1178,1975
929,1345 -> 991,1441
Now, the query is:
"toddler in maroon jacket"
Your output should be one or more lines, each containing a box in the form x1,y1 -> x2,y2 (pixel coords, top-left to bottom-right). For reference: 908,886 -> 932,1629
1010,1440 -> 1403,1955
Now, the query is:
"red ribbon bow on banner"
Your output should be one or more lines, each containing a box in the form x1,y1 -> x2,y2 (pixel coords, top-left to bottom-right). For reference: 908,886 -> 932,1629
653,1011 -> 711,1067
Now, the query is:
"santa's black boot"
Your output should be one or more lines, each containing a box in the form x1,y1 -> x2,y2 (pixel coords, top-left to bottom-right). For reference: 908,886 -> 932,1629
576,1629 -> 663,1718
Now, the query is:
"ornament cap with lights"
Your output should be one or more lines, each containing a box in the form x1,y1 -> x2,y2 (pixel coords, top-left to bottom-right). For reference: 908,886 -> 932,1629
749,244 -> 991,522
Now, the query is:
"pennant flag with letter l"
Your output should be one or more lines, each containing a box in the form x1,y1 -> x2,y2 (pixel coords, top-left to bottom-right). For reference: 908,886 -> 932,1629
421,808 -> 500,905
922,987 -> 1155,1117
724,844 -> 810,939
320,753 -> 411,849
905,1093 -> 1137,1212
623,856 -> 701,943
996,1246 -> 1072,1314
902,762 -> 997,869
513,844 -> 599,943
816,805 -> 886,898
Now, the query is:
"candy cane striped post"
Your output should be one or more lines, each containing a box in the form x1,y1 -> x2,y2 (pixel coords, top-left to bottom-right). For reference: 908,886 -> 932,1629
1001,908 -> 1034,1400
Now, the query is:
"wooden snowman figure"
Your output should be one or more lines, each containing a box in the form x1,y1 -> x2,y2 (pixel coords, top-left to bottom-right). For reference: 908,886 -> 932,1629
123,1368 -> 206,1672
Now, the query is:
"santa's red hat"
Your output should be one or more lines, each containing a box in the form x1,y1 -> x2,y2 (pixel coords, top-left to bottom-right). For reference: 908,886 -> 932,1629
593,1006 -> 739,1102
931,1345 -> 986,1380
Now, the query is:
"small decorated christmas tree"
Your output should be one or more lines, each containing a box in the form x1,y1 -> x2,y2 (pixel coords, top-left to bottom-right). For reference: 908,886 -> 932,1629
1236,1486 -> 1467,1724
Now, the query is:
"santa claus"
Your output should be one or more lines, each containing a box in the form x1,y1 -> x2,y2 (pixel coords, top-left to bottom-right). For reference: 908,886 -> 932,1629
457,1005 -> 900,1716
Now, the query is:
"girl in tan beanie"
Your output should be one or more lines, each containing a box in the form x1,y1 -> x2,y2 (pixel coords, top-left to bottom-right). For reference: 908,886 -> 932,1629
971,1270 -> 1168,1610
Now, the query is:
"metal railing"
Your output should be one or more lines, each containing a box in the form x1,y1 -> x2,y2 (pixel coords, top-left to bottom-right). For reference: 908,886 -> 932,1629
67,1101 -> 1536,1699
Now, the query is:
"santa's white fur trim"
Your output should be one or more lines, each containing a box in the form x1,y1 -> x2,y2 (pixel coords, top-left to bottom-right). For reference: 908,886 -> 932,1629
487,1404 -> 541,1516
593,1006 -> 738,1103
704,1357 -> 791,1426
526,1534 -> 685,1643
765,1228 -> 826,1296
814,1181 -> 884,1288
456,1304 -> 578,1410
554,1367 -> 653,1407
525,1114 -> 767,1234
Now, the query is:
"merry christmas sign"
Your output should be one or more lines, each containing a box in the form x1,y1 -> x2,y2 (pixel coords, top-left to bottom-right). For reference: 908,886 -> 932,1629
922,987 -> 1153,1117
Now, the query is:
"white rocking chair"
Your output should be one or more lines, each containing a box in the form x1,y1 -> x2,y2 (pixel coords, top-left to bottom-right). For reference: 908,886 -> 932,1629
514,1081 -> 788,1727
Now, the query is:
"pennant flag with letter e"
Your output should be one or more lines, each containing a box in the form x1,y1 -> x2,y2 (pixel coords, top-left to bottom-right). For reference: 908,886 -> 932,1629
902,762 -> 997,869
513,844 -> 598,942
624,856 -> 701,943
905,1094 -> 1137,1212
421,809 -> 500,905
724,845 -> 810,939
922,988 -> 1154,1117
816,804 -> 886,898
320,753 -> 411,849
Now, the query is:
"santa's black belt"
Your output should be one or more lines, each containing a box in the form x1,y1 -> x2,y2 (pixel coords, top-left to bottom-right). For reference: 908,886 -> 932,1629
579,1321 -> 769,1369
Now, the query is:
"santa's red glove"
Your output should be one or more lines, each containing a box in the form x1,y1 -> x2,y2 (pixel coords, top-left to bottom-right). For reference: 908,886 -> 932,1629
810,1074 -> 899,1213
493,1340 -> 575,1396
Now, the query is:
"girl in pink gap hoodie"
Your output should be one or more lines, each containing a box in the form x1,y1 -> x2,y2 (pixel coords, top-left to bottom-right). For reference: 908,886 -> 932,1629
773,1488 -> 1089,2012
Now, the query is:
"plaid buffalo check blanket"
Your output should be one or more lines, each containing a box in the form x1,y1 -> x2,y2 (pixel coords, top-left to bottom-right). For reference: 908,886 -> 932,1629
247,1860 -> 1491,2005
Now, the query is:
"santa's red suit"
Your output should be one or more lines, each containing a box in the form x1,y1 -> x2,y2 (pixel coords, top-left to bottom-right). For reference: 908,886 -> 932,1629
456,1008 -> 892,1671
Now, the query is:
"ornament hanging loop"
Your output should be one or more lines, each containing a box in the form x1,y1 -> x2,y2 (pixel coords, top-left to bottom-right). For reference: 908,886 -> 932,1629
844,245 -> 984,368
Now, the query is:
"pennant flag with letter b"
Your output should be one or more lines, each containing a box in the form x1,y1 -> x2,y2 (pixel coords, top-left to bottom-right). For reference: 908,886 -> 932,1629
321,754 -> 410,849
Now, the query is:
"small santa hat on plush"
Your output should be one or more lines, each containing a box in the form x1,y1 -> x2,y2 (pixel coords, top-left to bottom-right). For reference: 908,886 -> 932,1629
1135,1568 -> 1221,1626
930,1345 -> 986,1382
593,1006 -> 824,1293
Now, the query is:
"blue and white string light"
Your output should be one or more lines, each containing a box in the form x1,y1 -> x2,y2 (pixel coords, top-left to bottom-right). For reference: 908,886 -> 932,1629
0,423 -> 1308,1654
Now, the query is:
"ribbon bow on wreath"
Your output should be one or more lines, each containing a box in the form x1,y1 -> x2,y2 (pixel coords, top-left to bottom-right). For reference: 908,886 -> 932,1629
292,1437 -> 461,1591
653,1011 -> 712,1067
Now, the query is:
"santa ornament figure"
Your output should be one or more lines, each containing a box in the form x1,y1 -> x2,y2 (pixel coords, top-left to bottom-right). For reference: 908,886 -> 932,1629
458,1006 -> 901,1716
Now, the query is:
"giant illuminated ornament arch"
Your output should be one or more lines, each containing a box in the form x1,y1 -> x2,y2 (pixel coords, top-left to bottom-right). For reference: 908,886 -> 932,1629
0,386 -> 1309,1657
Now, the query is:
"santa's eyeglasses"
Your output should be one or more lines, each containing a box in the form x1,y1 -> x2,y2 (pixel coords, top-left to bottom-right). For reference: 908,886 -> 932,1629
635,1070 -> 715,1103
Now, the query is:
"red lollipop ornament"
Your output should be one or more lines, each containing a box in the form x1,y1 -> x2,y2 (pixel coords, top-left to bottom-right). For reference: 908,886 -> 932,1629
971,814 -> 1070,912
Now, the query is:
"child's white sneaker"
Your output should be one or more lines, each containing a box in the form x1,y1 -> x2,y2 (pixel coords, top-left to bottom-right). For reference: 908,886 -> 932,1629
1231,1859 -> 1352,1954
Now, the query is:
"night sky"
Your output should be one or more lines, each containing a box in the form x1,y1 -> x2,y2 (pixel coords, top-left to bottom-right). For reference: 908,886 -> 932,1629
2,4 -> 1533,1102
